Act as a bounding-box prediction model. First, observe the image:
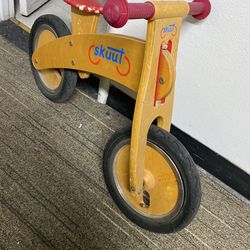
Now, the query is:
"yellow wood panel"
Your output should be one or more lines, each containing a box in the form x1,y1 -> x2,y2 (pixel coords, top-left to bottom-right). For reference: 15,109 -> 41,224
71,7 -> 99,35
156,49 -> 176,100
129,17 -> 184,195
32,33 -> 145,92
71,7 -> 100,78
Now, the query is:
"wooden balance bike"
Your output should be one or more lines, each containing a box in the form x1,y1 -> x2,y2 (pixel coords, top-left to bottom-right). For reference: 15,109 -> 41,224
29,0 -> 211,233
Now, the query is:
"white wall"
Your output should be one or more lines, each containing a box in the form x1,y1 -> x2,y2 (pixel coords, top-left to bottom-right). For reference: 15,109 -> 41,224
110,0 -> 250,175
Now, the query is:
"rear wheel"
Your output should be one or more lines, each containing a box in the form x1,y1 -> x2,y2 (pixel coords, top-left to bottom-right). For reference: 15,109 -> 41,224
29,15 -> 77,102
103,126 -> 201,233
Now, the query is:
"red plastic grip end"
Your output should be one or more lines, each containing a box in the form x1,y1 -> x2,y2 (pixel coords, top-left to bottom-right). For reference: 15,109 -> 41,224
189,0 -> 211,20
103,0 -> 129,28
103,0 -> 155,28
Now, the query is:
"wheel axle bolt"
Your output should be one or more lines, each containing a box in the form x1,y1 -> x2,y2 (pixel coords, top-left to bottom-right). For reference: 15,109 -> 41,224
162,44 -> 168,50
140,203 -> 147,208
159,77 -> 165,85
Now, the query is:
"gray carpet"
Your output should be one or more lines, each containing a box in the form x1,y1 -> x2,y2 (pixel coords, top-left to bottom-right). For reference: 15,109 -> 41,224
0,35 -> 250,249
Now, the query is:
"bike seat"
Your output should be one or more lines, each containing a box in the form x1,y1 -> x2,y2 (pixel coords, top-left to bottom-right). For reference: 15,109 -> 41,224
64,0 -> 104,13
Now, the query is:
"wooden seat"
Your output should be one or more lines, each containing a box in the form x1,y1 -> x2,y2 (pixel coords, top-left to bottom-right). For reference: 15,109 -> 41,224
64,0 -> 104,13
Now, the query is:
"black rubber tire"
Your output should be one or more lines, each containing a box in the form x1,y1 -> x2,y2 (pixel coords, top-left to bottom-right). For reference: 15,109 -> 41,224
103,125 -> 201,233
29,15 -> 78,102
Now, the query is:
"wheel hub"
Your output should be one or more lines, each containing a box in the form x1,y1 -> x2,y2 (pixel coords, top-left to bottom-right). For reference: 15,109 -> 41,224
143,169 -> 155,191
34,25 -> 63,90
114,142 -> 184,218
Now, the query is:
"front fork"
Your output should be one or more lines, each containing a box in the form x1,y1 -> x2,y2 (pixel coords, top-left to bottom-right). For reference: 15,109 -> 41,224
129,17 -> 184,202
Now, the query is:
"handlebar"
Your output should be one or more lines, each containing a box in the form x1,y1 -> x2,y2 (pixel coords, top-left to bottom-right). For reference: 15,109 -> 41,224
103,0 -> 211,28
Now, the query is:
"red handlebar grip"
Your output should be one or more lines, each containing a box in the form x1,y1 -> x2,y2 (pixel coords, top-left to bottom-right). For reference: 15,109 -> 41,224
127,3 -> 155,20
189,0 -> 211,20
103,0 -> 154,28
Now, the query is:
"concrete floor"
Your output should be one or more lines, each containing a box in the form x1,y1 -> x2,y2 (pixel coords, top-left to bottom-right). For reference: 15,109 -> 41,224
0,35 -> 249,249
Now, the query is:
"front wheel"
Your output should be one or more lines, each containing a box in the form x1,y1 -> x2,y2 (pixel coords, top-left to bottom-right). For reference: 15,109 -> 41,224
103,126 -> 201,233
29,15 -> 78,102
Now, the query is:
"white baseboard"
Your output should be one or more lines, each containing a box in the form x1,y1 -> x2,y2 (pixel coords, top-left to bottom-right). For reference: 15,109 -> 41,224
0,0 -> 15,21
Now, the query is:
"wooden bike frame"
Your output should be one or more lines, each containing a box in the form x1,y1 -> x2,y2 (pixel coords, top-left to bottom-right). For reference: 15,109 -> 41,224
32,1 -> 191,203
